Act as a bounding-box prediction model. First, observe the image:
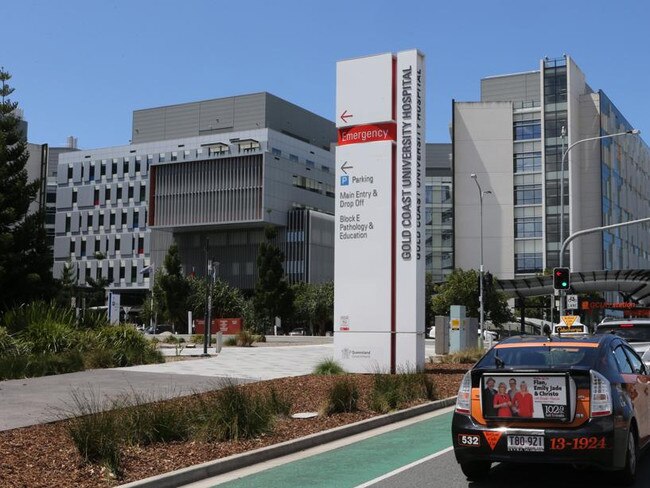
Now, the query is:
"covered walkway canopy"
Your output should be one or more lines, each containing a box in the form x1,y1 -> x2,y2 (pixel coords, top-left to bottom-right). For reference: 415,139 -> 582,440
496,269 -> 650,307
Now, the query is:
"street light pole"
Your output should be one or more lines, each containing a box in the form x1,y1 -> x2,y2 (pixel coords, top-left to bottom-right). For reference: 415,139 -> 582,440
471,174 -> 492,344
557,128 -> 639,319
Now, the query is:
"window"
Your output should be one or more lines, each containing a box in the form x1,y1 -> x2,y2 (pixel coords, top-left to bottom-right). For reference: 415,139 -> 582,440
101,161 -> 106,178
425,185 -> 433,204
135,157 -> 141,173
138,236 -> 144,255
159,153 -> 165,162
123,159 -> 129,174
105,187 -> 111,201
87,213 -> 93,229
107,266 -> 114,283
139,184 -> 146,202
171,152 -> 178,161
515,252 -> 543,273
613,346 -> 633,374
119,264 -> 125,280
515,216 -> 542,238
128,184 -> 134,200
514,184 -> 542,205
98,213 -> 104,227
89,164 -> 95,182
321,165 -> 330,173
115,236 -> 121,252
122,210 -> 127,227
94,188 -> 100,205
80,239 -> 86,257
133,209 -> 139,229
513,120 -> 541,140
271,148 -> 281,157
67,166 -> 73,180
116,186 -> 122,201
69,239 -> 75,255
65,215 -> 71,233
112,160 -> 117,174
72,189 -> 78,204
514,152 -> 542,173
131,264 -> 137,283
110,211 -> 115,227
623,346 -> 646,375
290,154 -> 299,163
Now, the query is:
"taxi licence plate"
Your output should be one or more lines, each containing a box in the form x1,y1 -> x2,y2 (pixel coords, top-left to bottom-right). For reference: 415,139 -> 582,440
507,435 -> 544,452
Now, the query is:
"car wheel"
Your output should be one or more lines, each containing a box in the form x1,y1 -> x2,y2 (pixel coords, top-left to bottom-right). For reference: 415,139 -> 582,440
619,428 -> 638,486
460,460 -> 491,481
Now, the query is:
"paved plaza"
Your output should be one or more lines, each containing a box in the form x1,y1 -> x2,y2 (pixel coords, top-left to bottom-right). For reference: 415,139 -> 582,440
0,340 -> 437,432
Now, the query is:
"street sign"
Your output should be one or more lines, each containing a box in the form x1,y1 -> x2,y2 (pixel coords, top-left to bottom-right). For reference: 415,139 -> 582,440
561,315 -> 579,327
566,295 -> 578,310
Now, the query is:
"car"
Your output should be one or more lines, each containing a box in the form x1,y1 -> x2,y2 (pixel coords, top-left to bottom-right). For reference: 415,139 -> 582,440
452,333 -> 649,485
144,324 -> 174,334
289,327 -> 308,336
595,318 -> 650,368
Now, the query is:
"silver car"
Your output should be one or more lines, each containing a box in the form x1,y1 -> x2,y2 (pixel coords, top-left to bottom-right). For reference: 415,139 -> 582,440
595,318 -> 650,368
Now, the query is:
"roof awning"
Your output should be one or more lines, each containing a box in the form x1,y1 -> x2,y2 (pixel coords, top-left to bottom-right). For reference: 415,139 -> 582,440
496,269 -> 650,306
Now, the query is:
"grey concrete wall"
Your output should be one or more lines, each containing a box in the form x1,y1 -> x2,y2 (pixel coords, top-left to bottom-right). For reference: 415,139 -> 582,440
454,102 -> 515,279
482,72 -> 540,104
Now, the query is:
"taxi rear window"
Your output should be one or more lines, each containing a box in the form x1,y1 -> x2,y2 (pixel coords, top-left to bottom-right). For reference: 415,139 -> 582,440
595,323 -> 650,343
476,346 -> 599,369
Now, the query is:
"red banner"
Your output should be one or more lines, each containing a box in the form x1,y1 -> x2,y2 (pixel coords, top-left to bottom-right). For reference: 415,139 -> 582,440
337,123 -> 397,146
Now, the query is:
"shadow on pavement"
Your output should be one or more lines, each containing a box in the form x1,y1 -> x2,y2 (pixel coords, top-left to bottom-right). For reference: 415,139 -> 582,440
469,450 -> 650,488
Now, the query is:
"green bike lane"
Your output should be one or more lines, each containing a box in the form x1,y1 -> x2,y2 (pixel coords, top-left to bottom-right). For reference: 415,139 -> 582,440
212,410 -> 453,488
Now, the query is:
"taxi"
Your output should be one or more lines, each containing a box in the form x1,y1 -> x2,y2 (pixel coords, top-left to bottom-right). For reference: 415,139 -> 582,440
451,334 -> 649,484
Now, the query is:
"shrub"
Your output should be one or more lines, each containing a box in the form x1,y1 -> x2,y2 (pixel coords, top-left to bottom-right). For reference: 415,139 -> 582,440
95,325 -> 163,367
438,347 -> 485,364
235,330 -> 255,347
1,301 -> 76,334
324,377 -> 359,415
66,391 -> 123,476
125,400 -> 191,445
21,320 -> 80,354
224,336 -> 237,346
267,387 -> 292,416
313,358 -> 345,375
252,334 -> 266,343
77,309 -> 110,330
163,334 -> 185,344
0,327 -> 25,356
198,383 -> 274,442
369,371 -> 437,413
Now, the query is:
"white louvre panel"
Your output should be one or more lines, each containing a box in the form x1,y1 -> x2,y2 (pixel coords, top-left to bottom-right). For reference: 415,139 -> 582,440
153,155 -> 263,227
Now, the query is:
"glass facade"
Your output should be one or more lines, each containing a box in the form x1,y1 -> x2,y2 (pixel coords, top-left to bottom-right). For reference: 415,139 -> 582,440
599,91 -> 650,271
543,57 -> 569,269
425,174 -> 454,282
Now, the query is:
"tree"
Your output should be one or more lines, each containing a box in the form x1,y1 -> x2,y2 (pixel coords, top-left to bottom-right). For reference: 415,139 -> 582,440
187,276 -> 244,320
0,68 -> 53,310
156,244 -> 190,332
431,268 -> 513,326
57,259 -> 77,307
292,281 -> 334,335
253,226 -> 293,331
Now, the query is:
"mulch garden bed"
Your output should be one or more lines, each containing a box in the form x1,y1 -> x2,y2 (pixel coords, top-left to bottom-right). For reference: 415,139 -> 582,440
0,363 -> 470,488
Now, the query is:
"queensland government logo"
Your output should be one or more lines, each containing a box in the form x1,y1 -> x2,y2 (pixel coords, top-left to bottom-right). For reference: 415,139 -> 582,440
341,348 -> 371,360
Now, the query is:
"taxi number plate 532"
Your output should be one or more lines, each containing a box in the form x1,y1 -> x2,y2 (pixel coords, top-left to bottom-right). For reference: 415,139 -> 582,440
507,435 -> 544,452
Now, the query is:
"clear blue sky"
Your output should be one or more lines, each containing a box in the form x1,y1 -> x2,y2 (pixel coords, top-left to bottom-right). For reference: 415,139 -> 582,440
5,0 -> 649,149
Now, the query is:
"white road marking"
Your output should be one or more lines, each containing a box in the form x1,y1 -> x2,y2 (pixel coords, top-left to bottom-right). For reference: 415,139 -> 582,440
354,446 -> 455,488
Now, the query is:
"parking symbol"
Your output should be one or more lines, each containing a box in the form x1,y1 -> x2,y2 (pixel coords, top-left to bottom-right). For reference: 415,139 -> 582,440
340,175 -> 349,186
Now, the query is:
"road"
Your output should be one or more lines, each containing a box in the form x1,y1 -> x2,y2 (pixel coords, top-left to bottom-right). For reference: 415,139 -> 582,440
184,406 -> 650,488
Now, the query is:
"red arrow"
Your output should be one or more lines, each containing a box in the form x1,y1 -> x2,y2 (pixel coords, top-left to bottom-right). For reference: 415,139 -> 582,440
340,110 -> 353,123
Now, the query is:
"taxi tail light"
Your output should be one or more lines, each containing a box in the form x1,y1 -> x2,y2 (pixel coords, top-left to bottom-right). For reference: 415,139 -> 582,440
590,370 -> 613,417
455,371 -> 472,415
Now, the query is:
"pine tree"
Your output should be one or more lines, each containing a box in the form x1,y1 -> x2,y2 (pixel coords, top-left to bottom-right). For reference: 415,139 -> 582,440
0,68 -> 52,310
157,243 -> 190,332
253,226 -> 293,331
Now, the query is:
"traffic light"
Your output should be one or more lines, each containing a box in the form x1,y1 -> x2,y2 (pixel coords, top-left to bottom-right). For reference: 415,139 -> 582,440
553,267 -> 570,290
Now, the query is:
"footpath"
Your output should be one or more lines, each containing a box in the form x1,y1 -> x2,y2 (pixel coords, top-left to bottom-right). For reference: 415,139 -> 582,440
0,342 -> 334,431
